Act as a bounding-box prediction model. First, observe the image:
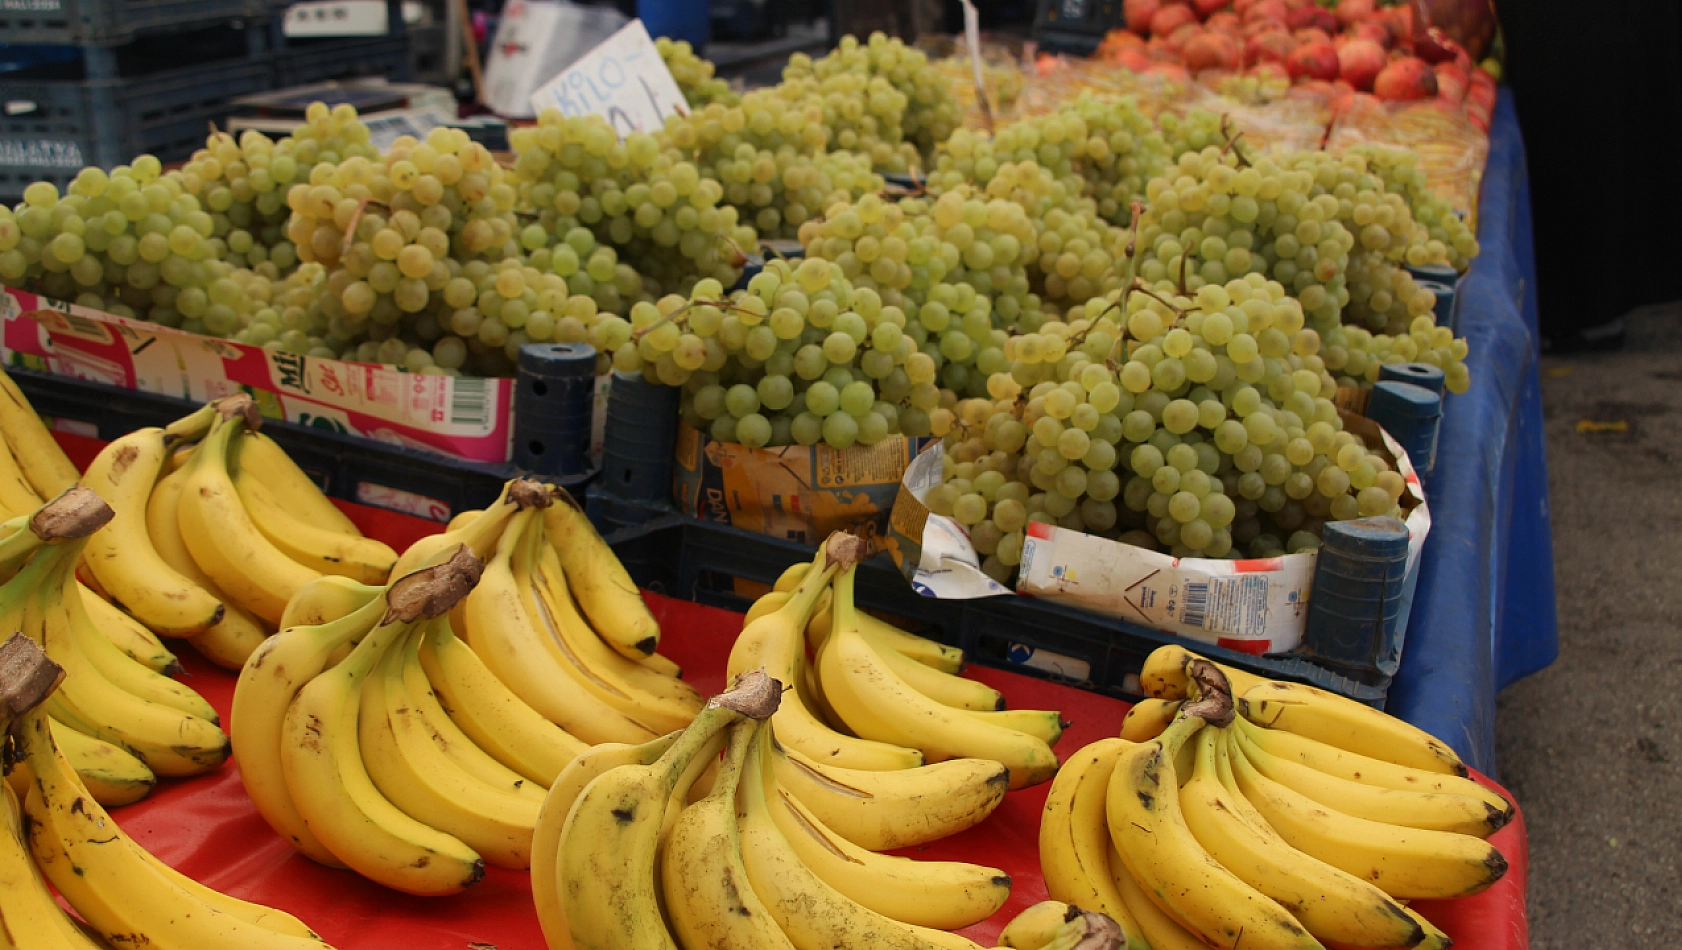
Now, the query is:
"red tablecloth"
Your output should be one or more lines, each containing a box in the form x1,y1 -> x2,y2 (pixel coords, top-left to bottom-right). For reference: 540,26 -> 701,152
52,431 -> 1528,949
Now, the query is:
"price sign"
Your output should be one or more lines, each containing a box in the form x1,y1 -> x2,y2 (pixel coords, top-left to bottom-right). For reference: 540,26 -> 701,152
527,19 -> 687,138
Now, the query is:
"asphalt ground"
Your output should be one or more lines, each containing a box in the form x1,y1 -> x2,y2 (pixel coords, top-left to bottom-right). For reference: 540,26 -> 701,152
1495,304 -> 1682,948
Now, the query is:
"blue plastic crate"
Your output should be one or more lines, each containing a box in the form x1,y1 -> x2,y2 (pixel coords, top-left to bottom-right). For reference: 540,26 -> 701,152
0,0 -> 269,47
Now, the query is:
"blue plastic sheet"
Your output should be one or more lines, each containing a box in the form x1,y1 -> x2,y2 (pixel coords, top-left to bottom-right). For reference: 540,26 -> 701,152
1387,89 -> 1559,776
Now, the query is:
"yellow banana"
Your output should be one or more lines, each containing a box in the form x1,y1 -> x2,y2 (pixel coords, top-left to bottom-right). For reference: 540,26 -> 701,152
1120,698 -> 1181,741
556,694 -> 752,950
965,707 -> 1063,744
79,585 -> 179,675
1226,732 -> 1507,900
736,724 -> 962,950
0,365 -> 81,498
639,650 -> 684,678
1231,715 -> 1512,816
359,625 -> 538,869
79,427 -> 223,635
766,773 -> 1010,929
1139,644 -> 1268,702
48,718 -> 155,806
835,612 -> 1001,712
773,560 -> 811,592
463,509 -> 659,745
728,540 -> 922,772
541,491 -> 660,658
0,437 -> 44,518
58,566 -> 218,723
1037,737 -> 1147,950
819,566 -> 1058,789
1233,726 -> 1505,836
235,471 -> 396,585
446,509 -> 482,532
808,595 -> 965,675
746,590 -> 792,625
235,431 -> 361,536
997,901 -> 1073,950
15,710 -> 329,950
0,782 -> 108,950
417,617 -> 586,786
231,591 -> 389,868
772,739 -> 1006,851
532,733 -> 680,950
278,568 -> 485,895
1179,728 -> 1423,947
388,481 -> 527,577
1108,843 -> 1209,950
1106,716 -> 1320,950
1238,681 -> 1469,777
281,574 -> 384,629
178,410 -> 321,626
662,719 -> 798,950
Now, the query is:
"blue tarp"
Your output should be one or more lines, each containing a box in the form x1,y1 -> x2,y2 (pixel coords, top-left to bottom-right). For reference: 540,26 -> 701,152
1387,88 -> 1558,776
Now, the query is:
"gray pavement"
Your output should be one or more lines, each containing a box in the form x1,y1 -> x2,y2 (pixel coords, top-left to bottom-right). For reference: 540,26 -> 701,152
1495,304 -> 1682,948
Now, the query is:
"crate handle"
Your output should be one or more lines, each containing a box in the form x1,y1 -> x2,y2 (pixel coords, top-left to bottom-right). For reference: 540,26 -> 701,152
4,102 -> 39,118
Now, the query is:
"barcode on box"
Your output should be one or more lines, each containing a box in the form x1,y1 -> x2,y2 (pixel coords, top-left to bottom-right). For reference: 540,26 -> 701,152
1182,581 -> 1209,628
449,377 -> 491,427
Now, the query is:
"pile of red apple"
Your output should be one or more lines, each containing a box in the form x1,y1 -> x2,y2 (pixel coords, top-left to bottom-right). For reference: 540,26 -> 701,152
1095,0 -> 1498,123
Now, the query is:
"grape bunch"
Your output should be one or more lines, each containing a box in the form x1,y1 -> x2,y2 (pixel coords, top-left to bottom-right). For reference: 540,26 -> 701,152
1345,144 -> 1480,272
778,33 -> 963,170
658,37 -> 740,109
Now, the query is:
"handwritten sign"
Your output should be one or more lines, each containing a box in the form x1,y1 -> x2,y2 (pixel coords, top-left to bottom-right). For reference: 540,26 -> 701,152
527,19 -> 687,138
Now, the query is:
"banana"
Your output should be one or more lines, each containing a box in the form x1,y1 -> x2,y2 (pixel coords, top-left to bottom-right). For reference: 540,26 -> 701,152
736,723 -> 963,950
1232,726 -> 1504,836
0,366 -> 81,499
15,711 -> 328,950
965,707 -> 1063,744
58,565 -> 219,723
231,591 -> 389,868
819,565 -> 1058,789
998,901 -> 1073,950
0,437 -> 44,516
48,718 -> 155,806
446,509 -> 482,532
145,461 -> 274,670
766,772 -> 1011,929
727,538 -> 923,772
278,560 -> 485,895
1038,737 -> 1147,949
523,527 -> 702,733
388,482 -> 527,578
807,597 -> 965,675
809,603 -> 1001,712
1226,732 -> 1507,900
464,509 -> 660,745
1238,681 -> 1469,777
1179,727 -> 1423,947
79,585 -> 179,674
1139,645 -> 1268,702
1108,844 -> 1210,950
0,782 -> 108,950
1106,716 -> 1320,950
662,718 -> 798,950
542,491 -> 660,658
774,560 -> 811,592
556,691 -> 754,950
417,617 -> 586,786
235,471 -> 396,585
1120,698 -> 1181,741
532,733 -> 681,950
178,409 -> 321,626
79,427 -> 223,635
639,651 -> 684,678
235,431 -> 362,536
359,625 -> 539,869
746,590 -> 793,625
771,738 -> 1007,851
1232,715 -> 1512,816
282,575 -> 385,629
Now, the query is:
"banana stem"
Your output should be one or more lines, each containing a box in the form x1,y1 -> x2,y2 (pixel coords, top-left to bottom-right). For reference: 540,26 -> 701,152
831,563 -> 860,640
1181,658 -> 1235,728
0,634 -> 62,733
30,487 -> 114,542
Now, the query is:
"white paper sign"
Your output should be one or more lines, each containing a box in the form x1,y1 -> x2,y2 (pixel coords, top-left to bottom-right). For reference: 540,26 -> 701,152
527,19 -> 687,137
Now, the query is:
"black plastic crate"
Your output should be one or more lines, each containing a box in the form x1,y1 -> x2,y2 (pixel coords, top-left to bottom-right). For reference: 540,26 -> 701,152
0,0 -> 269,47
273,32 -> 412,86
6,365 -> 591,523
1031,0 -> 1123,55
601,514 -> 1388,706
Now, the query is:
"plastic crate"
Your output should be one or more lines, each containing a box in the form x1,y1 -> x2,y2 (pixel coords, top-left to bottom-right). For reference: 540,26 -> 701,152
1030,0 -> 1123,55
0,46 -> 272,203
5,365 -> 591,523
274,32 -> 412,86
0,0 -> 269,47
601,515 -> 1389,705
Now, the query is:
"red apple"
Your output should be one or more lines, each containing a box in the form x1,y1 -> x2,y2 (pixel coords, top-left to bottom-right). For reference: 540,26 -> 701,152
1433,62 -> 1467,101
1125,0 -> 1162,34
1242,0 -> 1288,25
1333,0 -> 1372,28
1337,37 -> 1386,90
1164,21 -> 1204,52
1245,29 -> 1297,64
1185,30 -> 1243,70
1192,0 -> 1228,19
1373,56 -> 1438,100
1206,11 -> 1242,32
1346,19 -> 1392,48
1150,2 -> 1199,36
1294,26 -> 1331,45
1286,40 -> 1340,80
1382,6 -> 1414,47
1285,5 -> 1319,29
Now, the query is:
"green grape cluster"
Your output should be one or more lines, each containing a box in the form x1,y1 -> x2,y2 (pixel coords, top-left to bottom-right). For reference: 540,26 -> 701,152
778,32 -> 963,169
1346,144 -> 1480,271
657,37 -> 740,109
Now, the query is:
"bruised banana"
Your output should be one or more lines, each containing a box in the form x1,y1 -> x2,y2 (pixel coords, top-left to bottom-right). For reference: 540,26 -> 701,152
281,574 -> 384,630
1120,698 -> 1181,741
1108,844 -> 1209,950
79,585 -> 180,675
542,491 -> 660,659
234,472 -> 395,586
1238,680 -> 1468,777
48,718 -> 155,807
1037,737 -> 1147,950
0,781 -> 110,950
1138,645 -> 1268,703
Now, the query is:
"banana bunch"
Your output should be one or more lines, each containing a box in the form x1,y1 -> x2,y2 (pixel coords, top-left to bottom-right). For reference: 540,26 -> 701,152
0,489 -> 229,803
998,902 -> 1125,950
1042,647 -> 1514,950
233,543 -> 596,894
729,533 -> 1063,793
531,669 -> 1020,950
80,394 -> 397,670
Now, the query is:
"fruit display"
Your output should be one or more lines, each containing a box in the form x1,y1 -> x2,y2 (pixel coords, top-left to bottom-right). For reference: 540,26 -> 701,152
1042,643 -> 1511,950
0,633 -> 335,950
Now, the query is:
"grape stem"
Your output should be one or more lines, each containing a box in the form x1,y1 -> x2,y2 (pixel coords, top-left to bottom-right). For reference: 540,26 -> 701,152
1217,116 -> 1253,169
340,199 -> 371,256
